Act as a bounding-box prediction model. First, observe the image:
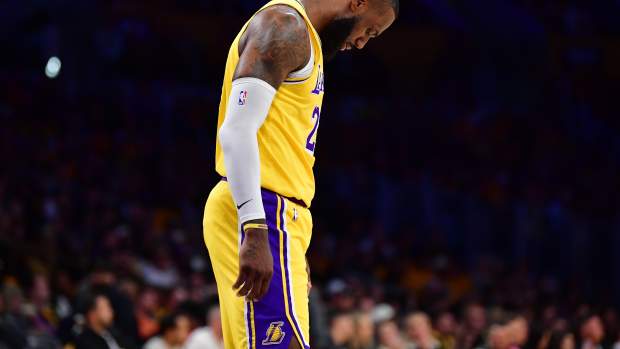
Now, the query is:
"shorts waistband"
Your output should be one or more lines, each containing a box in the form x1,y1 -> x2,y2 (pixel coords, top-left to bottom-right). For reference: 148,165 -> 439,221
221,177 -> 308,208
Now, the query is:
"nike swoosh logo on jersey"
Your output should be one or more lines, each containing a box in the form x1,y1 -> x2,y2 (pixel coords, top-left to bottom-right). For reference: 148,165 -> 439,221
237,199 -> 252,210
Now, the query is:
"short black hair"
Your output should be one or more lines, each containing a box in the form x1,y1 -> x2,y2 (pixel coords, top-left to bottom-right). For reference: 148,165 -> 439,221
159,314 -> 178,335
576,311 -> 599,330
159,312 -> 190,335
76,289 -> 109,315
547,330 -> 572,349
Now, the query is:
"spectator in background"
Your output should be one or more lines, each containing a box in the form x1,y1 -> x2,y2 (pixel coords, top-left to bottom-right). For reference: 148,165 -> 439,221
78,265 -> 139,345
459,303 -> 488,349
136,288 -> 161,341
352,311 -> 377,349
327,280 -> 356,312
143,312 -> 191,349
26,274 -> 57,335
602,309 -> 618,349
579,315 -> 605,349
309,287 -> 332,349
331,312 -> 355,349
404,312 -> 442,349
74,292 -> 134,349
138,248 -> 180,290
545,331 -> 576,349
377,320 -> 410,349
505,317 -> 529,349
435,312 -> 457,349
483,317 -> 529,349
487,325 -> 510,349
183,305 -> 224,349
0,283 -> 27,349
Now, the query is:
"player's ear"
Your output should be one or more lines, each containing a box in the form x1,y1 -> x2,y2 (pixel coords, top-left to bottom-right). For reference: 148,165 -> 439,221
350,0 -> 369,14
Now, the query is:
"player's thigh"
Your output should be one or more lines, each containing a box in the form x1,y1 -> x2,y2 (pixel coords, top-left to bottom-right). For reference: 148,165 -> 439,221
203,181 -> 247,348
203,180 -> 239,286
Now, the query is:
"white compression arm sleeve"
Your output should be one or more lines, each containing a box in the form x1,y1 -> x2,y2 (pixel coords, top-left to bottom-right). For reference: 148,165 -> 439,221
218,77 -> 276,224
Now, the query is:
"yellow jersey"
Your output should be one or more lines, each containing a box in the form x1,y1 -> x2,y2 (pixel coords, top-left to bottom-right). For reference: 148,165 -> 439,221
215,0 -> 324,208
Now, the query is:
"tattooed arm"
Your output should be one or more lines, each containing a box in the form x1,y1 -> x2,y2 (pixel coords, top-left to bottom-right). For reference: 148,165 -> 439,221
236,5 -> 310,87
222,6 -> 310,301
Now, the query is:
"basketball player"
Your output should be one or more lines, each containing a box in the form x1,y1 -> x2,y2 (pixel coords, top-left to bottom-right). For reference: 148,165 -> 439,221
203,0 -> 398,348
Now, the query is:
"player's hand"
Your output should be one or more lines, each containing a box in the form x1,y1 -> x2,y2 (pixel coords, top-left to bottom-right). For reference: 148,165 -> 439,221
233,219 -> 273,301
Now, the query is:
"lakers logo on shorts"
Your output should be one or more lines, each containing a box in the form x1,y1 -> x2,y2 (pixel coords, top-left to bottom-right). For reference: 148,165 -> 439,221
262,321 -> 286,345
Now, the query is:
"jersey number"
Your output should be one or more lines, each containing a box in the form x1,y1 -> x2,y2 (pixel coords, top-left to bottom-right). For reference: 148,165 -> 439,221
305,106 -> 321,154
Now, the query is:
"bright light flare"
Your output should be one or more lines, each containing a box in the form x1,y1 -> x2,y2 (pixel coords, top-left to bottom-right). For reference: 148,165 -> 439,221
45,56 -> 61,79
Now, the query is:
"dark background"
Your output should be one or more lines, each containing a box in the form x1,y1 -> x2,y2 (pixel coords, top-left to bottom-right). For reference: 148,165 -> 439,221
1,0 -> 620,348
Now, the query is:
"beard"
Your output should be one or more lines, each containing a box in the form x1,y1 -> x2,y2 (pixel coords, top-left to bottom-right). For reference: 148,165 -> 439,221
319,16 -> 359,62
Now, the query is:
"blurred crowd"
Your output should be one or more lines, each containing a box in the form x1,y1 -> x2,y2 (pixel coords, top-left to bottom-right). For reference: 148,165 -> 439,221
2,266 -> 620,349
2,0 -> 620,348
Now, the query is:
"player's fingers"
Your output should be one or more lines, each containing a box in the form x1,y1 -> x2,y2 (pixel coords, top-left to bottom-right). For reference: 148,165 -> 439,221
236,269 -> 256,297
252,273 -> 271,301
247,276 -> 262,301
232,268 -> 248,290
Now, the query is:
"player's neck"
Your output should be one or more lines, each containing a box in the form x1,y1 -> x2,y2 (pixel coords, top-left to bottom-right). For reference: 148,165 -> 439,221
300,0 -> 346,33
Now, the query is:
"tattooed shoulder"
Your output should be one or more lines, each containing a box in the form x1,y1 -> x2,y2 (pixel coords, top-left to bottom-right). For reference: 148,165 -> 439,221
235,5 -> 311,88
